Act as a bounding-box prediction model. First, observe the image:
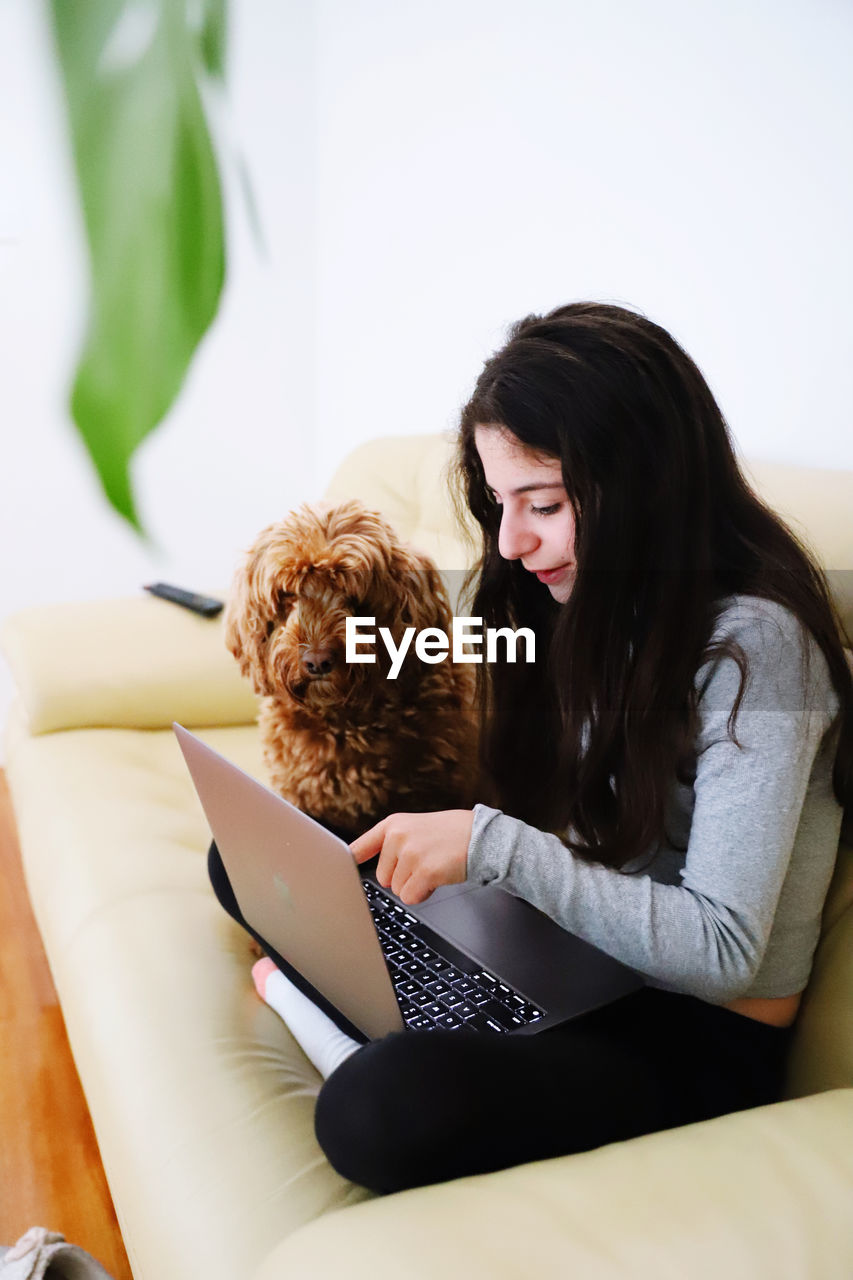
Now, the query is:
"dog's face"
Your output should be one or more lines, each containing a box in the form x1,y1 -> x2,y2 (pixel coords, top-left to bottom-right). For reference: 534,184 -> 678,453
224,500 -> 452,711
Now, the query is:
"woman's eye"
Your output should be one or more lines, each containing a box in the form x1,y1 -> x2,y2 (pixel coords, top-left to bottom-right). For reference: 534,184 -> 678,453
532,503 -> 561,517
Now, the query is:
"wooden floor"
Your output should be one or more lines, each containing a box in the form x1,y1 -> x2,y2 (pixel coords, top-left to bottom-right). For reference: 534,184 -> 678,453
0,770 -> 133,1277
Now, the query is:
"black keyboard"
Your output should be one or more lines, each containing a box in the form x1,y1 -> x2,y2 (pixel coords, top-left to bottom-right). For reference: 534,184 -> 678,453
363,879 -> 544,1033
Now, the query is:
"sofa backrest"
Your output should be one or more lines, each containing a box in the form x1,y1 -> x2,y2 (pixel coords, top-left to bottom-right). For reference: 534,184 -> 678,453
742,458 -> 853,637
325,434 -> 853,634
325,433 -> 853,1098
323,433 -> 475,570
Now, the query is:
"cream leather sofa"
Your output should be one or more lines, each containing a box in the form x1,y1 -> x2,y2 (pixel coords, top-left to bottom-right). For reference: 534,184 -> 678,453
3,433 -> 853,1280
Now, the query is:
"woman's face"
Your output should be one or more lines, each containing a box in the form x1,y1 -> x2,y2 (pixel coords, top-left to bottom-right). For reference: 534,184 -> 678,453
474,424 -> 576,603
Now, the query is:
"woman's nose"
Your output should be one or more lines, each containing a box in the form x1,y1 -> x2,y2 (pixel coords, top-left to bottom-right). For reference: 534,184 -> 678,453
498,509 -> 537,561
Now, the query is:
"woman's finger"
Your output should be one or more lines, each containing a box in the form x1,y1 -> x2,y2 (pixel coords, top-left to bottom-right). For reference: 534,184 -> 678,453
375,820 -> 407,889
350,818 -> 388,863
397,871 -> 431,907
387,839 -> 413,899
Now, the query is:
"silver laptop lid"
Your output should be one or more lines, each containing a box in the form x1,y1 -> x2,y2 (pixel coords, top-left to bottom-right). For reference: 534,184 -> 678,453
173,724 -> 404,1040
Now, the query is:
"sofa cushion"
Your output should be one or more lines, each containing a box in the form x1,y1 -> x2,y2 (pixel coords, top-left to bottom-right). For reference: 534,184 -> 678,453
4,710 -> 370,1280
0,596 -> 258,735
255,1088 -> 853,1280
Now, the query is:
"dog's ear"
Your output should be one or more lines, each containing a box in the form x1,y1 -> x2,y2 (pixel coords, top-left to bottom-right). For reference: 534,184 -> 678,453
385,545 -> 454,632
223,581 -> 247,668
223,544 -> 276,696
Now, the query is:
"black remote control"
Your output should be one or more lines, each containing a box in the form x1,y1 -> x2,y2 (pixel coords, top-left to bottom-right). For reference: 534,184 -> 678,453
144,582 -> 224,618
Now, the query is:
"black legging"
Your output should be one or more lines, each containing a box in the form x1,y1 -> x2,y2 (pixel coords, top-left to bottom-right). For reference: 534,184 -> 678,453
208,841 -> 794,1195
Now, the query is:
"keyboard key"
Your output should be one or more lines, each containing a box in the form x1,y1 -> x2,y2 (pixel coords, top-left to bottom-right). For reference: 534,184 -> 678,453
395,979 -> 420,997
441,992 -> 475,1015
423,1002 -> 445,1019
440,992 -> 466,1010
423,979 -> 453,998
412,990 -> 434,1008
476,971 -> 499,988
407,1014 -> 432,1031
469,1012 -> 507,1033
442,965 -> 468,983
434,1012 -> 463,1030
480,999 -> 525,1030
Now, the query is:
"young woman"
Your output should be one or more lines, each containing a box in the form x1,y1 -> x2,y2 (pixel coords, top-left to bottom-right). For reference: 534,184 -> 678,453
224,302 -> 853,1195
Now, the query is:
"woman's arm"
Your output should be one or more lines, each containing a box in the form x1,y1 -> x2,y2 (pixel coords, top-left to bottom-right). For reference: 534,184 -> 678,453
466,602 -> 843,1002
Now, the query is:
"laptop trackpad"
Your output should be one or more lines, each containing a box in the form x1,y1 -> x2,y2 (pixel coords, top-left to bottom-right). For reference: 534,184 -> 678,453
417,884 -> 643,1015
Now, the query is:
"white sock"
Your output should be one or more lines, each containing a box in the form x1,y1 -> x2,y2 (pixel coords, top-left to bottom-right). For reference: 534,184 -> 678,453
252,958 -> 361,1079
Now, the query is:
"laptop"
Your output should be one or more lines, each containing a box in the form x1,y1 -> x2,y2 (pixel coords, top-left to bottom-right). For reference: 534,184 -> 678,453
173,723 -> 643,1042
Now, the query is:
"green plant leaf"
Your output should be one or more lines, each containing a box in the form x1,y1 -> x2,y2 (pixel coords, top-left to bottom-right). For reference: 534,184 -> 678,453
195,0 -> 227,79
50,0 -> 226,533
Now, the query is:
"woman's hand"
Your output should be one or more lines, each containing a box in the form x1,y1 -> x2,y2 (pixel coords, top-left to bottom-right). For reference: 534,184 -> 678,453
350,810 -> 474,905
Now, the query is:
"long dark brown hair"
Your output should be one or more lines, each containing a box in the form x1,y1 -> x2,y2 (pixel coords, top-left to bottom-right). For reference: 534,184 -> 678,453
452,301 -> 853,869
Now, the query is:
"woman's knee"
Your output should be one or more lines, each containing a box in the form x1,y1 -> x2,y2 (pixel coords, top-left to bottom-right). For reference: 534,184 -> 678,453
314,1033 -> 461,1194
315,1037 -> 402,1192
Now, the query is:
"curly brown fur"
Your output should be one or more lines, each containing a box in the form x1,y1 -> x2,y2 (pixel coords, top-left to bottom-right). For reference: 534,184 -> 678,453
225,499 -> 478,839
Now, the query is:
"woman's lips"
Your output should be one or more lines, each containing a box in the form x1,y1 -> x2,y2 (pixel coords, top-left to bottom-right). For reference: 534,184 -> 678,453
532,564 -> 572,584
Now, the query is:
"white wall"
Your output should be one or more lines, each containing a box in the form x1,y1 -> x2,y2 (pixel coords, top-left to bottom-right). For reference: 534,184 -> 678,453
2,0 -> 852,750
312,0 -> 853,482
0,0 -> 317,748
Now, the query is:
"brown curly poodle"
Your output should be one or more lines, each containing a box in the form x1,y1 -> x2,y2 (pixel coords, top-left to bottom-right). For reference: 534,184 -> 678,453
224,499 -> 477,839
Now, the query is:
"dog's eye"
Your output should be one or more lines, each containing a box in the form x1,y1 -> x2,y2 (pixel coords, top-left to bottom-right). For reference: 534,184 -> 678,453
276,591 -> 294,616
265,619 -> 276,638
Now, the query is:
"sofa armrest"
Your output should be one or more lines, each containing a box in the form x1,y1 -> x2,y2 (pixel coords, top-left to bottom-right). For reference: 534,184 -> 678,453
253,1089 -> 853,1280
0,596 -> 258,734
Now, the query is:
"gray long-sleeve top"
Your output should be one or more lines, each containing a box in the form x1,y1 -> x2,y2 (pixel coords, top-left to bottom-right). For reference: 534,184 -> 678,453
466,596 -> 844,1002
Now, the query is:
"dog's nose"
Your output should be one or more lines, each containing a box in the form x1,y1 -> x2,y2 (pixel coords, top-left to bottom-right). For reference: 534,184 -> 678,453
301,647 -> 336,678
